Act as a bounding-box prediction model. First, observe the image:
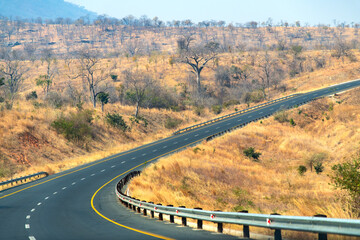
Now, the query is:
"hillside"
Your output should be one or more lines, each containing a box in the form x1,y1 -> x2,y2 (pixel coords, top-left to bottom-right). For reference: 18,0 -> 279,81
0,0 -> 96,20
129,88 -> 360,238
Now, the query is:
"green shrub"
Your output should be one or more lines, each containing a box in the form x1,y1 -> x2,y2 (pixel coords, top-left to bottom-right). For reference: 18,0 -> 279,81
130,115 -> 148,127
165,117 -> 182,129
274,110 -> 289,123
298,165 -> 307,176
51,110 -> 94,142
212,105 -> 222,114
243,147 -> 261,161
193,105 -> 205,116
290,118 -> 296,126
307,152 -> 327,172
223,100 -> 240,108
331,156 -> 360,216
243,91 -> 265,104
105,113 -> 128,132
26,91 -> 38,100
314,162 -> 324,174
110,74 -> 118,81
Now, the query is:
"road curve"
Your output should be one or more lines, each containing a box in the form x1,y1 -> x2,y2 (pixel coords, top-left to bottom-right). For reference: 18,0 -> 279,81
1,79 -> 360,240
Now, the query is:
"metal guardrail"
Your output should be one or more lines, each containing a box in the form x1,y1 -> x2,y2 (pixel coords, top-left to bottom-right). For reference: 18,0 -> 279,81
0,172 -> 48,189
116,172 -> 360,240
173,93 -> 301,135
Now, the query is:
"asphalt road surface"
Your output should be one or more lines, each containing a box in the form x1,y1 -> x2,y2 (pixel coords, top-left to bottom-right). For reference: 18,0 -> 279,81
1,79 -> 360,240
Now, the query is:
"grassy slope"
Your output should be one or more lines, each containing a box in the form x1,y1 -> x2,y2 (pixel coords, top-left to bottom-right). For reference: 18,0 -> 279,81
129,89 -> 360,239
2,50 -> 360,179
128,56 -> 360,220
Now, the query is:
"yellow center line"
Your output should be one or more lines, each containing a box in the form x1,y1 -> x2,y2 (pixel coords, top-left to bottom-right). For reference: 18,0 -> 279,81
90,140 -> 202,240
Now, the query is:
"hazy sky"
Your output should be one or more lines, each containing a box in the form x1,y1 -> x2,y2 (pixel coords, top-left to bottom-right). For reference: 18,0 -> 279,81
66,0 -> 360,25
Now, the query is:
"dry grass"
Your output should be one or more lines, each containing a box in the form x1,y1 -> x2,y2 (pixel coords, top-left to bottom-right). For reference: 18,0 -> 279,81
129,88 -> 360,238
0,101 -> 198,180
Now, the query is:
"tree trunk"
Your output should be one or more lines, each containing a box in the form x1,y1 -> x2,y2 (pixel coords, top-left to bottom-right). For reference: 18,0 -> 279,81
101,103 -> 104,112
196,71 -> 201,94
135,101 -> 140,118
91,87 -> 96,108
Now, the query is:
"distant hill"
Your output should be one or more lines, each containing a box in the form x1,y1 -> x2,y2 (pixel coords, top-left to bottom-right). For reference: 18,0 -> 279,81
0,0 -> 97,20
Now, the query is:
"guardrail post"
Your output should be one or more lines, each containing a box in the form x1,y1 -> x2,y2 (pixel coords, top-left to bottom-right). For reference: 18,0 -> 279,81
157,204 -> 163,221
215,210 -> 223,233
179,206 -> 186,226
149,202 -> 155,218
194,208 -> 203,229
239,210 -> 250,238
167,205 -> 174,223
314,214 -> 328,240
271,213 -> 282,240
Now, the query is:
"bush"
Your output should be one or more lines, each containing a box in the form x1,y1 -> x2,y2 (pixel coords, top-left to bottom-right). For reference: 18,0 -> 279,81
298,165 -> 307,176
243,147 -> 261,161
193,105 -> 205,116
212,105 -> 222,114
165,117 -> 182,129
105,113 -> 128,132
314,162 -> 324,174
331,157 -> 360,216
289,118 -> 296,126
45,91 -> 65,108
307,152 -> 327,172
223,100 -> 240,108
274,110 -> 289,123
243,91 -> 265,104
110,74 -> 118,82
51,110 -> 94,142
26,91 -> 38,100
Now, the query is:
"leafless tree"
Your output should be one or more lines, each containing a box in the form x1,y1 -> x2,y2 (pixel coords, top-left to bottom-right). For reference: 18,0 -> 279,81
123,70 -> 154,118
332,37 -> 356,62
0,48 -> 28,107
36,48 -> 58,95
178,40 -> 219,95
214,66 -> 231,104
23,43 -> 37,61
258,52 -> 277,99
77,48 -> 111,108
124,39 -> 143,56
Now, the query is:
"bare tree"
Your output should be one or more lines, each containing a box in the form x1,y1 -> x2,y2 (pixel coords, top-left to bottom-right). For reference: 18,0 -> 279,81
0,48 -> 28,107
123,70 -> 153,118
258,52 -> 277,99
214,66 -> 231,104
124,39 -> 143,56
36,48 -> 58,95
23,43 -> 37,61
77,48 -> 111,108
178,40 -> 219,95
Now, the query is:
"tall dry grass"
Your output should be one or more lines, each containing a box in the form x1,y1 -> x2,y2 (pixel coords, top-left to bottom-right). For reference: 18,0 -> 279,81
129,88 -> 360,238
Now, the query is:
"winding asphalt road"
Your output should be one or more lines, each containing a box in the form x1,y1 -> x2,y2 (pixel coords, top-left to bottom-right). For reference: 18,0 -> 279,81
1,79 -> 360,240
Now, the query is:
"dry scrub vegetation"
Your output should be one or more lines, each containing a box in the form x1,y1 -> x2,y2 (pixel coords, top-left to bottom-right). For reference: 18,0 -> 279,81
1,18 -> 360,204
130,88 -> 360,227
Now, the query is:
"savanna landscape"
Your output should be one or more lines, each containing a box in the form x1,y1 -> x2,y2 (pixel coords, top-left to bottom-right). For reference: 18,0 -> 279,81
1,4 -> 360,238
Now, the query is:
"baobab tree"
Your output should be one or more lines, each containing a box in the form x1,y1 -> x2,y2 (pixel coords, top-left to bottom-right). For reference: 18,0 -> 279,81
178,39 -> 219,95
